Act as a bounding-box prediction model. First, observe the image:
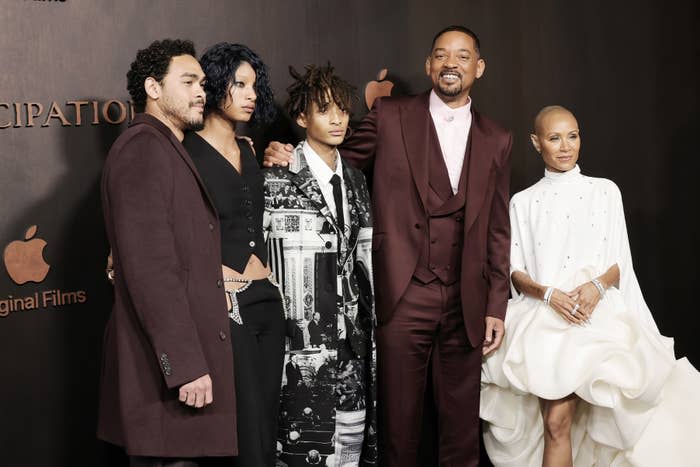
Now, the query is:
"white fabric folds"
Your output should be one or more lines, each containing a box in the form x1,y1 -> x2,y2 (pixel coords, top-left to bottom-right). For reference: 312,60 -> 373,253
481,165 -> 700,466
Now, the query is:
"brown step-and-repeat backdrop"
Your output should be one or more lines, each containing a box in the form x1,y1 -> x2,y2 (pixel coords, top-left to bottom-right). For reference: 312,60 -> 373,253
1,1 -> 697,465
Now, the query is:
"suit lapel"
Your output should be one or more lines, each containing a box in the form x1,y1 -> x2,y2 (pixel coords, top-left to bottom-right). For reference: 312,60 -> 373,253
399,92 -> 432,213
427,120 -> 455,202
342,162 -> 362,257
465,111 -> 495,231
288,145 -> 339,235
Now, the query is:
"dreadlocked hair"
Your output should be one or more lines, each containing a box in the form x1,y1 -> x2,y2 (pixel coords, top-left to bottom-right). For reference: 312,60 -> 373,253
285,63 -> 356,121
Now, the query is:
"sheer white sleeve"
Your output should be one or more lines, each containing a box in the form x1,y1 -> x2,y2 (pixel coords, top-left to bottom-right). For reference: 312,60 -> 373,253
605,182 -> 660,332
509,198 -> 528,297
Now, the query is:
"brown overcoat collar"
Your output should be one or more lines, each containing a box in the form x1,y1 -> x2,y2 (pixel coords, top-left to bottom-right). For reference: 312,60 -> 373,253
130,113 -> 218,216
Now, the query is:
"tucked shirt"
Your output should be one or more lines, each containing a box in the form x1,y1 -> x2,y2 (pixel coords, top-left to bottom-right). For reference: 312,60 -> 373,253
429,89 -> 472,194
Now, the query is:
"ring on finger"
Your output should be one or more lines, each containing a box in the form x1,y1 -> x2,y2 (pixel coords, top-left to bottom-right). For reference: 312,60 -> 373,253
570,303 -> 580,316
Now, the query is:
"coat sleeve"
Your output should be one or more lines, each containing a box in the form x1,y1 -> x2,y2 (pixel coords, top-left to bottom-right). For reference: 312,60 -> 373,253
106,132 -> 209,389
339,98 -> 383,170
485,132 -> 513,320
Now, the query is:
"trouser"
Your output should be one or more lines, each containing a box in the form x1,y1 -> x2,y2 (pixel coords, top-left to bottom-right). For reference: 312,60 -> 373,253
376,278 -> 482,467
229,277 -> 286,467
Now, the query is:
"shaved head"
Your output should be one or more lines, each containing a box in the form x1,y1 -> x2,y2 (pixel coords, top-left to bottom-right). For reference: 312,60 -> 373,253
533,105 -> 577,136
530,105 -> 581,173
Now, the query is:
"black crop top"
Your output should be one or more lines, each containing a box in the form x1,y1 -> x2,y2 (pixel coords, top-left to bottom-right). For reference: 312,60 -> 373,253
183,132 -> 267,271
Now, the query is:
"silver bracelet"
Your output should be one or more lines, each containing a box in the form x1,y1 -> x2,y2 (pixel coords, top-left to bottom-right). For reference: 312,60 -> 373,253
543,286 -> 554,306
591,278 -> 606,297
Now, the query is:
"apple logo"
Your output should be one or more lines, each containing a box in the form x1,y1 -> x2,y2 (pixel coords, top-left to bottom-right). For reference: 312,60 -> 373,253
3,225 -> 50,285
364,68 -> 394,110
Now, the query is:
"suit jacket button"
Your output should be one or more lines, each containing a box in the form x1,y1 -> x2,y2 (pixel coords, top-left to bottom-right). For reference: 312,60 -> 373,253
219,331 -> 227,341
217,279 -> 223,288
414,223 -> 421,229
208,223 -> 215,231
325,241 -> 332,249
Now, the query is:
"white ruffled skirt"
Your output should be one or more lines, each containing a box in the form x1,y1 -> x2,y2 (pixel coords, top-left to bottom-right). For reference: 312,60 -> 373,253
481,270 -> 700,466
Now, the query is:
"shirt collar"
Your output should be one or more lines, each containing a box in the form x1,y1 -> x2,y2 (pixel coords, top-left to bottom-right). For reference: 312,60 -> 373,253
429,89 -> 472,123
302,140 -> 343,184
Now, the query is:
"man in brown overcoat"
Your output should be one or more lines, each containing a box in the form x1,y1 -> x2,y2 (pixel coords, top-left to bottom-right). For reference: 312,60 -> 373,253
98,39 -> 236,466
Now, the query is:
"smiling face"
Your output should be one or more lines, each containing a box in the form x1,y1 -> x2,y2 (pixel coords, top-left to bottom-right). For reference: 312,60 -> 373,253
530,108 -> 581,173
220,61 -> 257,123
153,54 -> 206,132
425,30 -> 485,107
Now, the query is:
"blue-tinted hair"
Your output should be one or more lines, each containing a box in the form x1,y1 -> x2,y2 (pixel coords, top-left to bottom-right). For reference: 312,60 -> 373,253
199,42 -> 276,125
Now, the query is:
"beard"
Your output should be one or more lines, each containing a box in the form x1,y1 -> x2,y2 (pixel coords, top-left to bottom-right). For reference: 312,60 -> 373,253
161,94 -> 204,131
437,82 -> 463,97
435,70 -> 464,97
183,114 -> 204,131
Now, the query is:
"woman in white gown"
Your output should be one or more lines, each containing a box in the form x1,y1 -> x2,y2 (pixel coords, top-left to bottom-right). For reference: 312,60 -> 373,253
480,105 -> 700,467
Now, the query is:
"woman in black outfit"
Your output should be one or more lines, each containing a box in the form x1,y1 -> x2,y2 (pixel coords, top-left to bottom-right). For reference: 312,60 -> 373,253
183,43 -> 284,467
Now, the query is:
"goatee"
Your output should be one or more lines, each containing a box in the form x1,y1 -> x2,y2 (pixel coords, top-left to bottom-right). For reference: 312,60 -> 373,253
437,83 -> 463,97
185,118 -> 205,131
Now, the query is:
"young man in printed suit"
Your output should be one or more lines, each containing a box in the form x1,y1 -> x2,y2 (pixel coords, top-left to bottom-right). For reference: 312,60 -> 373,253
264,64 -> 377,467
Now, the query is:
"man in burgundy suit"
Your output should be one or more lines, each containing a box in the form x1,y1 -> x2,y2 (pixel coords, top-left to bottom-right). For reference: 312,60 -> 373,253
98,40 -> 236,465
265,26 -> 512,466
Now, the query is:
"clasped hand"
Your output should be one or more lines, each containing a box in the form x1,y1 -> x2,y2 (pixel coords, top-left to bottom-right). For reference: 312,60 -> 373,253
548,281 -> 602,325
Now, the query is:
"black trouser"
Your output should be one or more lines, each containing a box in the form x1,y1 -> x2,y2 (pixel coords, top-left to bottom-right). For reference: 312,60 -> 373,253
230,278 -> 286,467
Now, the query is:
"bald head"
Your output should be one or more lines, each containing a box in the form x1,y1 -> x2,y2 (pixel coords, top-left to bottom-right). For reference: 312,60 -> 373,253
530,105 -> 581,173
533,105 -> 577,136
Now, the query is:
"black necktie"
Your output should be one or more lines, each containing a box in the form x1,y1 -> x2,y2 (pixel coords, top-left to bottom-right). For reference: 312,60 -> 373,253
330,174 -> 344,235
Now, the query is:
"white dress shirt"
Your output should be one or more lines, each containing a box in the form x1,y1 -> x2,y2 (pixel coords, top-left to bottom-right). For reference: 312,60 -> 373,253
302,140 -> 350,337
429,90 -> 472,194
302,141 -> 350,237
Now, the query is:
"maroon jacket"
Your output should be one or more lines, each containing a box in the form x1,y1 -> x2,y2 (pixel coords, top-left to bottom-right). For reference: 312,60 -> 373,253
341,92 -> 512,346
98,114 -> 237,456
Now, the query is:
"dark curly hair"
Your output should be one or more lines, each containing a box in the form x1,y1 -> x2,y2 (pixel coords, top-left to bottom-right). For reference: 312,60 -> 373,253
126,39 -> 197,112
285,63 -> 356,121
199,42 -> 276,126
